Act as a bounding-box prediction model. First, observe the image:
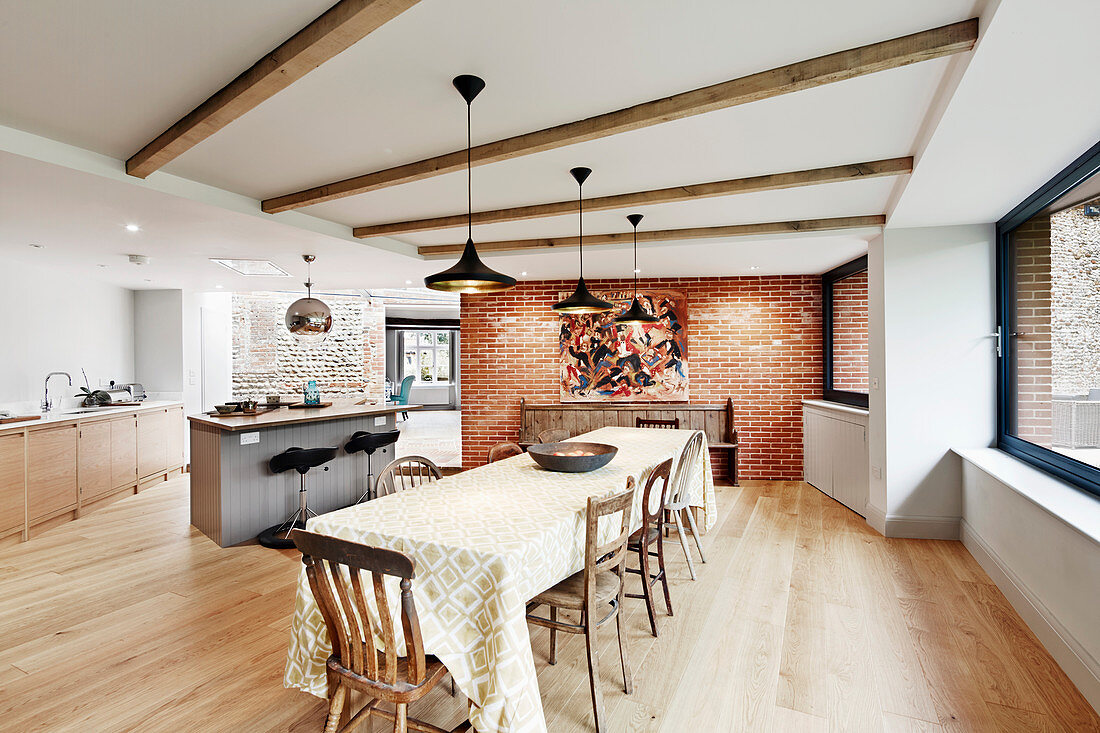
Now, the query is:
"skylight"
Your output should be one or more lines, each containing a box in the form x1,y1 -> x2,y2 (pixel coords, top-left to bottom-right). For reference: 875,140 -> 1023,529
210,258 -> 291,277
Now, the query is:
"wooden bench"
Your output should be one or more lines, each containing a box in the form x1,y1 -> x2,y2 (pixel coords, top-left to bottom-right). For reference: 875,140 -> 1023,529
519,398 -> 739,485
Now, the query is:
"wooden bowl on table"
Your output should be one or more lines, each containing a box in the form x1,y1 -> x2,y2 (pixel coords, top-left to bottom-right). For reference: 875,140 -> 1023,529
526,442 -> 618,473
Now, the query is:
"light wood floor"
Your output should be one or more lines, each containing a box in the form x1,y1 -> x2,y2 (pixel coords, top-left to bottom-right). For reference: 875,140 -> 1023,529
1,476 -> 1096,732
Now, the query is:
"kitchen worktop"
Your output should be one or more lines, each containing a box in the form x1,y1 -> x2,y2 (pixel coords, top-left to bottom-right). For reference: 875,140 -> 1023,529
186,399 -> 420,432
0,400 -> 184,435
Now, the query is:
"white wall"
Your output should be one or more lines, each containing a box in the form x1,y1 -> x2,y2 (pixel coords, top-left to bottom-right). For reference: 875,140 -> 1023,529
874,224 -> 997,537
0,259 -> 134,407
133,289 -> 183,399
867,233 -> 887,532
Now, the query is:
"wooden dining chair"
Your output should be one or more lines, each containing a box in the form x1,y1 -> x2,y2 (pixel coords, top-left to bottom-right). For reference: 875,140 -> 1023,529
487,442 -> 523,463
625,458 -> 674,637
375,456 -> 441,497
290,529 -> 471,733
537,428 -> 570,444
526,480 -> 635,733
635,417 -> 680,429
666,431 -> 707,580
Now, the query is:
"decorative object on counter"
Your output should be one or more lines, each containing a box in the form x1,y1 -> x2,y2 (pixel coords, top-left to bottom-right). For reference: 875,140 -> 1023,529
424,74 -> 517,293
526,441 -> 617,472
284,254 -> 333,342
214,404 -> 237,415
552,167 -> 614,314
614,214 -> 660,326
303,380 -> 321,405
266,394 -> 282,405
239,399 -> 258,414
78,387 -> 113,407
560,288 -> 689,401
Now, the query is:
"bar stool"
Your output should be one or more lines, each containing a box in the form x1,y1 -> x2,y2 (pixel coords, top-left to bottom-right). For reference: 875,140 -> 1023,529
258,446 -> 338,549
344,429 -> 401,503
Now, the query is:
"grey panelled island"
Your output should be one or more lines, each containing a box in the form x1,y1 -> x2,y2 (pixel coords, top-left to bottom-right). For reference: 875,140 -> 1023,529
188,400 -> 418,547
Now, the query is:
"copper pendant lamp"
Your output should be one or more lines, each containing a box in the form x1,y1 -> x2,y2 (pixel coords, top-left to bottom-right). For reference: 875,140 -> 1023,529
613,214 -> 659,325
424,75 -> 516,293
552,167 -> 614,314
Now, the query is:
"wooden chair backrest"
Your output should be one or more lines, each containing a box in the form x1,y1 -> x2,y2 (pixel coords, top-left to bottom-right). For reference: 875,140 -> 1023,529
290,529 -> 428,688
584,479 -> 635,601
636,417 -> 680,429
668,431 -> 704,509
487,442 -> 523,463
376,455 -> 442,496
640,458 -> 674,531
538,428 -> 570,444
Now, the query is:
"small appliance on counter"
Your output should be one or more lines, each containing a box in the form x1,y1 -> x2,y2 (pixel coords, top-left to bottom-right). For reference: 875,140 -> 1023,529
120,383 -> 147,401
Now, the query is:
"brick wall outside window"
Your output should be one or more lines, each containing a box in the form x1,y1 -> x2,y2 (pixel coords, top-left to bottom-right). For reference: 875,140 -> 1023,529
1012,216 -> 1053,446
460,276 -> 823,480
830,269 -> 869,392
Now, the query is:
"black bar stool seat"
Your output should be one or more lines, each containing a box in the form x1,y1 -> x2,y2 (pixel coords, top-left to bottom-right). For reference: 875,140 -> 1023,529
259,446 -> 338,549
345,429 -> 400,504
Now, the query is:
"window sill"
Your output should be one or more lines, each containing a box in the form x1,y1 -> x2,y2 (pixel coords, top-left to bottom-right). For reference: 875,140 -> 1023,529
955,447 -> 1100,545
802,399 -> 869,417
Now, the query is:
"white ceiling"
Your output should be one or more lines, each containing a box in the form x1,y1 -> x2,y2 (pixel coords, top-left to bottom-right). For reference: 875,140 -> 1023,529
1,0 -> 1097,291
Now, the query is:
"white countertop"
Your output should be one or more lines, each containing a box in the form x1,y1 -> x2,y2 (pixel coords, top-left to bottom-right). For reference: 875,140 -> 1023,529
0,400 -> 183,434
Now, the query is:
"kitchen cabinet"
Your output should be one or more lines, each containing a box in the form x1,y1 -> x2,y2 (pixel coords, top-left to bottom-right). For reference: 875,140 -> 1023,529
27,424 -> 78,522
110,415 -> 137,490
166,406 -> 184,469
802,400 -> 869,516
0,433 -> 25,536
78,420 -> 113,501
137,408 -> 168,479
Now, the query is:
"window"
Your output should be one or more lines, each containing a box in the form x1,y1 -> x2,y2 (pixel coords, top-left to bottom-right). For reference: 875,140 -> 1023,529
822,256 -> 869,408
998,139 -> 1100,499
401,330 -> 453,384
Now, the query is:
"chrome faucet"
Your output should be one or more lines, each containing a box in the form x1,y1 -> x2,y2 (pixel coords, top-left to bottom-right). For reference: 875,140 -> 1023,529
43,371 -> 72,412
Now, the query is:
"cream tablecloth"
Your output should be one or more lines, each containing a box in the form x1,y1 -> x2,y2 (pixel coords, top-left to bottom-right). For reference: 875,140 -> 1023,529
284,426 -> 716,733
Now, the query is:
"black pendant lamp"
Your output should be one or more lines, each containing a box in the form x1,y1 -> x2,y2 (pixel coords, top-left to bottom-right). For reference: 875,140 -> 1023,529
425,75 -> 516,293
553,167 -> 614,314
614,214 -> 659,325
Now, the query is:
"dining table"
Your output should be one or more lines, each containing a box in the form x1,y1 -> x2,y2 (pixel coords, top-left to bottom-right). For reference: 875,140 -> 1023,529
283,426 -> 717,733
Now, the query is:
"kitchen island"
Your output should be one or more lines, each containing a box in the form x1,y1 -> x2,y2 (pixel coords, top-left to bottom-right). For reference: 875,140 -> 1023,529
188,400 -> 418,547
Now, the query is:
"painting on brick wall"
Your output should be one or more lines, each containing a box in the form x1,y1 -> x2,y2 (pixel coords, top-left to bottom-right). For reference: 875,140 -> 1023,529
559,290 -> 688,401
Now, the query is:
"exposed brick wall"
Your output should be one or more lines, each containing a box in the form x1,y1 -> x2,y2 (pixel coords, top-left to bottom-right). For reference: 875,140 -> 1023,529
460,277 -> 822,480
1012,216 -> 1053,446
232,292 -> 385,402
831,269 -> 869,391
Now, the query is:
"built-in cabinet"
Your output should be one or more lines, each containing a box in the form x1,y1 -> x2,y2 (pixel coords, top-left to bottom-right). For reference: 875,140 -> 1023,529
0,403 -> 184,543
803,400 -> 869,516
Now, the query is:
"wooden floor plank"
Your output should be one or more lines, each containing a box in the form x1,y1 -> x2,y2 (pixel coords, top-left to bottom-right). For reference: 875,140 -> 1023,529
0,476 -> 1095,732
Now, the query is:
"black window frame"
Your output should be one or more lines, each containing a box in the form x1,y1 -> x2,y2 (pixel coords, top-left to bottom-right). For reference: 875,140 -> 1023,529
822,255 -> 869,408
996,138 -> 1100,500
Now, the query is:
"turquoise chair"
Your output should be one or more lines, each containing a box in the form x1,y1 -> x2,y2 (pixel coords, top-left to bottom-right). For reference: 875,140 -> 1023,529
388,375 -> 414,420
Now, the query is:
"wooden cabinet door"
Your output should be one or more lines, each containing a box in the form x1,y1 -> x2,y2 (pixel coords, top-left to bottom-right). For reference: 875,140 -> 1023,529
0,433 -> 26,535
802,410 -> 833,495
78,420 -> 113,501
166,406 -> 184,468
27,425 -> 78,521
137,409 -> 168,479
111,416 -> 137,489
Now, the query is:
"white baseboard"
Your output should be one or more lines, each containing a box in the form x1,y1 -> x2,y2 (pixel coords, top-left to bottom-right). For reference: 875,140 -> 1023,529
885,514 -> 960,540
962,519 -> 1100,712
864,503 -> 887,535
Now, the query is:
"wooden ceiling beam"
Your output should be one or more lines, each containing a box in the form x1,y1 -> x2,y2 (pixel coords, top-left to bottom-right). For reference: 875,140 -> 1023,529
125,0 -> 421,178
263,19 -> 976,213
417,215 -> 886,259
353,157 -> 911,238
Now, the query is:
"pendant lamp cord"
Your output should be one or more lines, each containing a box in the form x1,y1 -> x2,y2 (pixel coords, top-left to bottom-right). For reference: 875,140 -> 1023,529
632,222 -> 638,299
578,180 -> 584,279
467,100 -> 473,242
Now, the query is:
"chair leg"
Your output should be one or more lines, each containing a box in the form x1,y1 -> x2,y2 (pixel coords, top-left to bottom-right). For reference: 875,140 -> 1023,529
393,702 -> 408,733
615,602 -> 632,694
672,510 -> 697,581
549,606 -> 557,665
584,610 -> 606,733
656,529 -> 674,617
638,542 -> 658,637
684,507 -> 707,564
324,682 -> 346,733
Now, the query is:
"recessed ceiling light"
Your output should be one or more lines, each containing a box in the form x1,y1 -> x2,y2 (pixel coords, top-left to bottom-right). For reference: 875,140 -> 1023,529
749,266 -> 761,271
633,268 -> 641,274
405,280 -> 412,285
125,223 -> 141,232
521,271 -> 527,277
215,284 -> 223,289
28,243 -> 43,248
210,258 -> 291,277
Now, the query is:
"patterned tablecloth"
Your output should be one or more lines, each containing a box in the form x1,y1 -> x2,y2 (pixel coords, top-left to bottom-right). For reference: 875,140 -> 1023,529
284,426 -> 716,733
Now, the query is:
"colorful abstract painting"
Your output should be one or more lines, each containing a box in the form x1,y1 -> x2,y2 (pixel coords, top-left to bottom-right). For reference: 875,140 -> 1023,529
559,290 -> 689,402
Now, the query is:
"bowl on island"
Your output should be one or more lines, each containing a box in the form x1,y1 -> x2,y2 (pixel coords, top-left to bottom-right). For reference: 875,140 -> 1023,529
526,442 -> 618,473
214,404 -> 237,415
